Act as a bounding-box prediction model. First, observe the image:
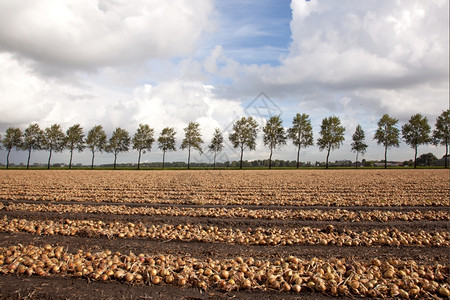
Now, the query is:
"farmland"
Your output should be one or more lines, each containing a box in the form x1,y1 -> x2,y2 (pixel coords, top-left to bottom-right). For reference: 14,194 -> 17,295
0,169 -> 449,299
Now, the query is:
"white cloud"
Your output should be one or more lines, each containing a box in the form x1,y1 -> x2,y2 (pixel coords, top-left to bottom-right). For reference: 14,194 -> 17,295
0,0 -> 214,71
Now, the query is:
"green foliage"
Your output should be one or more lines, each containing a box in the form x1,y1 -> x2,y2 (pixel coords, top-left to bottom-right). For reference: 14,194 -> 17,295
263,115 -> 286,150
158,127 -> 177,152
263,115 -> 286,168
351,124 -> 368,167
22,123 -> 45,169
402,113 -> 431,168
288,113 -> 313,168
108,128 -> 131,155
86,125 -> 107,169
288,113 -> 313,149
229,116 -> 259,151
23,123 -> 44,152
374,114 -> 400,168
65,124 -> 85,169
181,122 -> 204,169
158,127 -> 176,169
43,124 -> 66,169
107,127 -> 131,169
317,116 -> 345,169
208,128 -> 224,169
374,114 -> 400,149
66,124 -> 85,152
133,124 -> 155,154
44,124 -> 66,152
133,124 -> 155,169
351,124 -> 367,154
416,153 -> 438,166
432,109 -> 449,168
2,127 -> 22,152
181,122 -> 204,154
208,128 -> 224,153
229,116 -> 259,169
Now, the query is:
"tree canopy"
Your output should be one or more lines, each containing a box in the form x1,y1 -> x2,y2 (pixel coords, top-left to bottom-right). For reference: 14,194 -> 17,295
432,109 -> 449,168
43,124 -> 66,169
229,116 -> 259,169
158,127 -> 176,169
351,124 -> 368,168
317,116 -> 345,169
2,127 -> 22,169
107,127 -> 131,169
402,113 -> 431,168
86,125 -> 107,169
132,124 -> 155,170
181,122 -> 204,169
374,114 -> 400,169
263,115 -> 286,169
287,113 -> 313,168
22,123 -> 45,169
65,124 -> 85,169
208,128 -> 224,169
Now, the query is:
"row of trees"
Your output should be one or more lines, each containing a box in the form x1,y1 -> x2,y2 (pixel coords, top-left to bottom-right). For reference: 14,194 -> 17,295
1,110 -> 449,169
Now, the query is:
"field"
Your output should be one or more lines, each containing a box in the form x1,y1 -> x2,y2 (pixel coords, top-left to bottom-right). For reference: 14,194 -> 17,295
0,169 -> 449,299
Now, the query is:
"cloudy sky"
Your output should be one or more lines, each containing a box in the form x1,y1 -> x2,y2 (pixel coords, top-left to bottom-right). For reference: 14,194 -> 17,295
0,0 -> 449,166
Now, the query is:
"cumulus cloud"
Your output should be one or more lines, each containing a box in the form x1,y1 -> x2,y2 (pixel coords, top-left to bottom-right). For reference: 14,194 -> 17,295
0,0 -> 214,72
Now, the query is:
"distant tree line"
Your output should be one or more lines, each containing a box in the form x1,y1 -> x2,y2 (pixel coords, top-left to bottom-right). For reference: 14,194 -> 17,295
1,110 -> 449,169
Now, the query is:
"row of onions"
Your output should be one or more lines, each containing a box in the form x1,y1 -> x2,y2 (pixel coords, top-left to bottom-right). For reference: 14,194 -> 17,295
1,202 -> 448,222
1,216 -> 448,247
1,244 -> 449,298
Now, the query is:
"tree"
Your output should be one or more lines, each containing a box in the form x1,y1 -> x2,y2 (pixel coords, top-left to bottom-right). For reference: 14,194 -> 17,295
107,127 -> 131,169
317,116 -> 345,169
208,128 -> 224,169
86,125 -> 107,169
374,114 -> 400,169
65,124 -> 85,169
181,122 -> 204,169
433,109 -> 450,168
132,124 -> 155,170
22,123 -> 45,169
402,113 -> 431,168
43,124 -> 66,169
263,115 -> 286,169
2,127 -> 22,169
229,116 -> 259,169
416,153 -> 438,166
351,124 -> 368,168
287,113 -> 313,168
158,127 -> 176,169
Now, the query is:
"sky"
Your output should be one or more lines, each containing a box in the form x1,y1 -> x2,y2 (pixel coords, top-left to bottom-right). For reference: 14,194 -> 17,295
0,0 -> 449,166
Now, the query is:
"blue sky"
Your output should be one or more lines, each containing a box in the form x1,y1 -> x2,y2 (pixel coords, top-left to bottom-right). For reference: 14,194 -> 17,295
0,0 -> 448,166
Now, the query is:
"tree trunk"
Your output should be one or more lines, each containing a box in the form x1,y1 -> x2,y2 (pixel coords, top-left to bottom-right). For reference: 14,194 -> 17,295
326,147 -> 330,169
269,148 -> 273,169
213,151 -> 217,169
414,146 -> 418,169
187,148 -> 191,170
91,151 -> 95,169
384,145 -> 388,169
47,148 -> 53,169
6,149 -> 11,169
69,149 -> 74,169
296,146 -> 300,169
137,150 -> 142,170
162,151 -> 166,169
113,153 -> 117,170
27,147 -> 32,169
355,151 -> 359,169
239,147 -> 244,169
